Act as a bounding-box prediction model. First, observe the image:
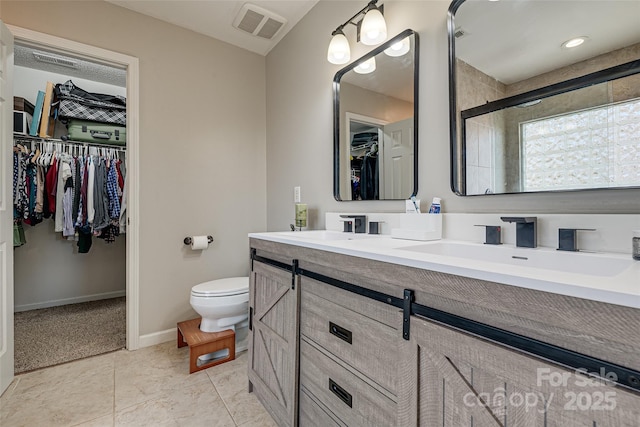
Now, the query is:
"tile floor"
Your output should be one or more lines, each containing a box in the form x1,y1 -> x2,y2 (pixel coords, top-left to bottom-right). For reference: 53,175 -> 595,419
0,342 -> 276,427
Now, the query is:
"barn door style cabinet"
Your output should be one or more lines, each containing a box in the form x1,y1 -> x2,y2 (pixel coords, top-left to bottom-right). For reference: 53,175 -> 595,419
399,317 -> 640,426
247,258 -> 299,427
248,238 -> 640,426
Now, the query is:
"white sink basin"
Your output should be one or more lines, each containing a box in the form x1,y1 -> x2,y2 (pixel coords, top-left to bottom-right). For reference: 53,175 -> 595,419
399,241 -> 632,277
272,230 -> 380,241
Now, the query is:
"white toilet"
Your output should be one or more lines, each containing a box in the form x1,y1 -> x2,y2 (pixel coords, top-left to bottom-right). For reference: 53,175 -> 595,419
190,277 -> 250,356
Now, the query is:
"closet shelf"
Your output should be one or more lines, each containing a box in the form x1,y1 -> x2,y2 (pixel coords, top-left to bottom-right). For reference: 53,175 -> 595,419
13,133 -> 127,150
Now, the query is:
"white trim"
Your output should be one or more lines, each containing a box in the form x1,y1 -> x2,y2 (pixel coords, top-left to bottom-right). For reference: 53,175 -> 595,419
125,50 -> 140,351
0,20 -> 15,395
14,291 -> 126,312
138,328 -> 176,349
7,25 -> 141,351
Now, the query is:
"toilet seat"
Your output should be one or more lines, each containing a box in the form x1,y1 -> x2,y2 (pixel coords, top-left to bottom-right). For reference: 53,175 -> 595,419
191,277 -> 249,297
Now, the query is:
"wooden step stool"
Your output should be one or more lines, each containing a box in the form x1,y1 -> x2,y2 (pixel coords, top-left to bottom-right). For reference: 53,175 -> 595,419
177,318 -> 235,373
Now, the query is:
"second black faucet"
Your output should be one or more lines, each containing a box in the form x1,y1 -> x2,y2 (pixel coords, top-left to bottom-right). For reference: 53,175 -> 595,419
500,217 -> 537,248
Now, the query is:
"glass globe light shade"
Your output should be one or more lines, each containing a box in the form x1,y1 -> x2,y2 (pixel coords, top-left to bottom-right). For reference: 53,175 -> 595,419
327,32 -> 351,64
360,7 -> 387,45
354,57 -> 376,74
384,37 -> 410,57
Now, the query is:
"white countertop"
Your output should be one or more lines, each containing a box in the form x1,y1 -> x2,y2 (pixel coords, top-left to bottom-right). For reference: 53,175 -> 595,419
249,231 -> 640,309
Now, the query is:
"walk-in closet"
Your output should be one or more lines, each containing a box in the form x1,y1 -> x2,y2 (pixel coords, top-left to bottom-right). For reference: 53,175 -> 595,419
12,42 -> 127,373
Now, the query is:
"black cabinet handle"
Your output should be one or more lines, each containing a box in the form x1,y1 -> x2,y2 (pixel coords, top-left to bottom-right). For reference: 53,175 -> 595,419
329,322 -> 352,344
329,378 -> 352,408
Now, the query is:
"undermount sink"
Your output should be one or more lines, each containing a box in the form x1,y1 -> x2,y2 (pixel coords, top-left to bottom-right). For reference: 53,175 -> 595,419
399,241 -> 632,277
275,230 -> 380,241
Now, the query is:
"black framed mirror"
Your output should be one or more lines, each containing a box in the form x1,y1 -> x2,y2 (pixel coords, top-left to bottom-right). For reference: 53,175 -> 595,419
448,0 -> 640,196
334,29 -> 419,201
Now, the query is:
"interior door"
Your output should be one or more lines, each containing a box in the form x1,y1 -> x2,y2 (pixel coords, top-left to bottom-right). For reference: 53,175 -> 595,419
0,20 -> 15,395
383,117 -> 414,199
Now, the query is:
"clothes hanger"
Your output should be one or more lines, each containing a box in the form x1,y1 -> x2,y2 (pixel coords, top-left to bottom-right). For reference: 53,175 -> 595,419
41,142 -> 51,166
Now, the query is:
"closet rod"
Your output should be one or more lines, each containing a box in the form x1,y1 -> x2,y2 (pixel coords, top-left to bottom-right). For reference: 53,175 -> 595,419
13,133 -> 127,151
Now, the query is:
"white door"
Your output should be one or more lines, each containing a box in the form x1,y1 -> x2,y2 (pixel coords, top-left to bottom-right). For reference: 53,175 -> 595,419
383,118 -> 414,199
0,20 -> 14,395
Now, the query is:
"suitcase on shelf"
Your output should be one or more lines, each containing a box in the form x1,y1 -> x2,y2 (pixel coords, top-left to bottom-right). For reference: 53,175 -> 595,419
55,80 -> 126,125
66,119 -> 127,146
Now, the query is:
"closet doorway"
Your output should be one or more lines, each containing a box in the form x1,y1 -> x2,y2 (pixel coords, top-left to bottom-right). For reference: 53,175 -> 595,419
2,24 -> 139,388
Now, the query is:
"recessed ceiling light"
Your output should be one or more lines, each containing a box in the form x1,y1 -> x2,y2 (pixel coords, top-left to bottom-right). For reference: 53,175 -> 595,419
562,37 -> 588,49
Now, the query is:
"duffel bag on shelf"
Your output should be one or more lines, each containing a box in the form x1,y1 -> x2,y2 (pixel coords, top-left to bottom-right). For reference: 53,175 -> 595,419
55,80 -> 126,125
65,119 -> 126,146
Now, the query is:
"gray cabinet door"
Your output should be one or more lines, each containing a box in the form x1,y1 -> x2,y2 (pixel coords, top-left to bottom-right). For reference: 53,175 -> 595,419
248,261 -> 299,427
399,316 -> 640,427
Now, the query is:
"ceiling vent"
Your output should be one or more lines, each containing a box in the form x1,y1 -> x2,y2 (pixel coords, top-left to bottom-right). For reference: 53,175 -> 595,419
233,3 -> 287,40
33,51 -> 78,69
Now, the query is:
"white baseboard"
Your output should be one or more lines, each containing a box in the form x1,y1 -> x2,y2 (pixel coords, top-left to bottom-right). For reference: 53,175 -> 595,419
14,290 -> 126,312
138,328 -> 176,349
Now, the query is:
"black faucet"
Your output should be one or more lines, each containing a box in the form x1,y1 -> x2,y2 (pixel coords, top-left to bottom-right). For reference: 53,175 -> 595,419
500,217 -> 537,248
340,215 -> 367,233
474,225 -> 502,245
558,228 -> 596,251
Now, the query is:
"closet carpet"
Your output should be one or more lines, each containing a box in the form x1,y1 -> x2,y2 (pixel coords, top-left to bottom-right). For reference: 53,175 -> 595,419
14,297 -> 126,374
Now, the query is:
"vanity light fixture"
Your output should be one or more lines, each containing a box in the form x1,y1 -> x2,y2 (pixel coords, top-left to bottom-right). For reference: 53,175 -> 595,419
354,57 -> 376,74
327,0 -> 387,64
327,30 -> 351,64
384,36 -> 410,57
360,3 -> 387,45
562,36 -> 588,49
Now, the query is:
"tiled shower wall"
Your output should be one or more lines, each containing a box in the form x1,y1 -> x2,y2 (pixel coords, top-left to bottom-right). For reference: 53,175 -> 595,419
456,59 -> 506,194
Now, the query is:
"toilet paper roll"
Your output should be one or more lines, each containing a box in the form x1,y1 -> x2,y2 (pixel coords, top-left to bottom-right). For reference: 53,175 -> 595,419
190,235 -> 210,250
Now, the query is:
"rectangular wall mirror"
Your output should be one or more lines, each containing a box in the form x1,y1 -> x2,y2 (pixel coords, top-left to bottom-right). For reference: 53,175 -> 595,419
334,29 -> 418,201
448,0 -> 640,195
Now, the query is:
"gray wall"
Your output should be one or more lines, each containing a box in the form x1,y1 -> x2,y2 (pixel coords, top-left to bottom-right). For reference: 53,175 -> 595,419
265,0 -> 640,233
2,1 -> 267,335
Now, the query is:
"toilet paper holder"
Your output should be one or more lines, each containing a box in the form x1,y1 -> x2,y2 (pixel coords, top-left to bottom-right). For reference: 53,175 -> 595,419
183,236 -> 214,245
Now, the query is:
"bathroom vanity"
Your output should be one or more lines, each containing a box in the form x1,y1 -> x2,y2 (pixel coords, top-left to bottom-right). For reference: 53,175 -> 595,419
247,232 -> 640,426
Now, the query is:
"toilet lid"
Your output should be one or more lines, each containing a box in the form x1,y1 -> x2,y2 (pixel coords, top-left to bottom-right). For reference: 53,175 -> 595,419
192,277 -> 249,297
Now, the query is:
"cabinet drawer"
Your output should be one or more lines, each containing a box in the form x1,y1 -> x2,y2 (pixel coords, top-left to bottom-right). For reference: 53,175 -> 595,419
301,285 -> 399,394
301,276 -> 399,327
300,339 -> 397,427
299,386 -> 344,427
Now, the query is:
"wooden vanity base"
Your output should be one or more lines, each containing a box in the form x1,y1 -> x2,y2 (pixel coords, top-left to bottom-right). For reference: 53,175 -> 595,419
177,318 -> 235,373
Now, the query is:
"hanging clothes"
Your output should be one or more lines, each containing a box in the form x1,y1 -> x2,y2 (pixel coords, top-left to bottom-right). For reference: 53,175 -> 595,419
62,171 -> 75,238
45,156 -> 58,218
77,155 -> 89,227
92,157 -> 110,232
14,151 -> 29,220
119,167 -> 128,234
87,156 -> 96,225
55,154 -> 72,232
12,139 -> 127,251
72,157 -> 82,227
35,165 -> 45,216
106,160 -> 121,220
360,152 -> 379,200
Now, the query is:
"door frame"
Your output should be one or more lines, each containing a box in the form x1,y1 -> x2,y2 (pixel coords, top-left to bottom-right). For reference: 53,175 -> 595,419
344,112 -> 388,200
7,25 -> 140,350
